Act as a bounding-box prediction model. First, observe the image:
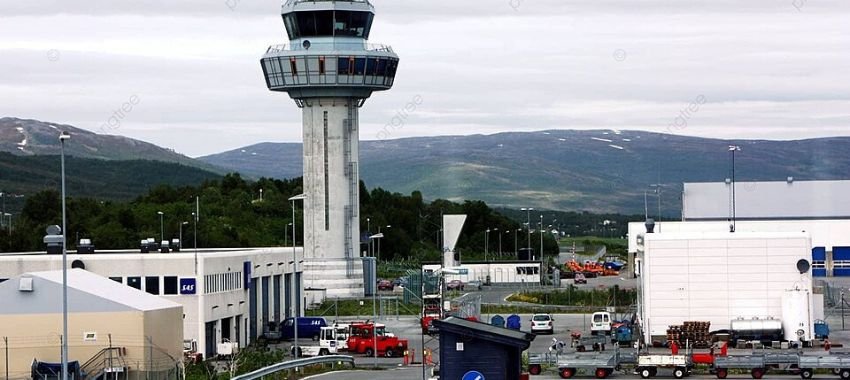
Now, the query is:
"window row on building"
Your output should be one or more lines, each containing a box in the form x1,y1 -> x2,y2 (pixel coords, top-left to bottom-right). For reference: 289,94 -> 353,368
204,272 -> 243,294
262,55 -> 398,88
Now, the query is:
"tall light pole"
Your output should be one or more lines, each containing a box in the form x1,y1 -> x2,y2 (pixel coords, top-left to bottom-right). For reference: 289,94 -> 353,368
367,231 -> 384,369
179,221 -> 188,250
59,131 -> 70,380
521,207 -> 534,250
284,222 -> 292,247
539,215 -> 544,259
493,228 -> 502,256
649,184 -> 662,232
288,194 -> 306,359
157,211 -> 164,243
0,191 -> 5,229
366,217 -> 371,257
514,228 -> 520,256
729,145 -> 741,233
377,225 -> 390,259
484,229 -> 490,261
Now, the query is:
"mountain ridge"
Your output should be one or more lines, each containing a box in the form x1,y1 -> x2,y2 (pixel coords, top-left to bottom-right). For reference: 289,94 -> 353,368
0,117 -> 223,173
199,130 -> 850,214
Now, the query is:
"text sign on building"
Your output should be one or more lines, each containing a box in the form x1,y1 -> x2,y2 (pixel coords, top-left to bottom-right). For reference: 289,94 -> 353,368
180,278 -> 197,295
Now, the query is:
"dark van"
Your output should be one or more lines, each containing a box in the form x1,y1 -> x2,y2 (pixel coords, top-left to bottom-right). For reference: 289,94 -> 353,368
280,317 -> 327,340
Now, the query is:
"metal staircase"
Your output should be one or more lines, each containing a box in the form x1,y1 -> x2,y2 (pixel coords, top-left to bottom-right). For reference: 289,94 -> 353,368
80,347 -> 126,380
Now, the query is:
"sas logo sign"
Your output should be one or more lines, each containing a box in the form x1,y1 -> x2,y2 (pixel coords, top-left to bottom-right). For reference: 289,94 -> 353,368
180,278 -> 197,295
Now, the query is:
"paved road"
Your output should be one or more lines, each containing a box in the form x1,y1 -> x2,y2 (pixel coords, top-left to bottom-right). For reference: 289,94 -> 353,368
304,312 -> 850,379
306,366 -> 816,379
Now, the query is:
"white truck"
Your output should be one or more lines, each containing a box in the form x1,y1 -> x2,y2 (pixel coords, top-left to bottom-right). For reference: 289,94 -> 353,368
291,325 -> 346,357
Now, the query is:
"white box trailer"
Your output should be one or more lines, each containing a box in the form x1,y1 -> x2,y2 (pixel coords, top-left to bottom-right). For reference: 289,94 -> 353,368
637,232 -> 814,345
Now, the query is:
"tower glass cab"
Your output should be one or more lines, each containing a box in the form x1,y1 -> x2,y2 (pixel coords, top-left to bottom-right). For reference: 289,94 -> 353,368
260,0 -> 399,298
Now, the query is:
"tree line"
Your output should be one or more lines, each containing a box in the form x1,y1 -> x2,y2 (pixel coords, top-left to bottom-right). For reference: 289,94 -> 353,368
0,173 -> 561,260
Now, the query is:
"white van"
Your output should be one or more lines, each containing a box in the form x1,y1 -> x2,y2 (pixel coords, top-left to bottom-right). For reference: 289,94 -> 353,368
590,311 -> 612,335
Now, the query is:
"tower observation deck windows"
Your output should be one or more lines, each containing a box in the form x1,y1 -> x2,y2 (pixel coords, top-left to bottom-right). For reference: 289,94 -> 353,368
284,11 -> 374,39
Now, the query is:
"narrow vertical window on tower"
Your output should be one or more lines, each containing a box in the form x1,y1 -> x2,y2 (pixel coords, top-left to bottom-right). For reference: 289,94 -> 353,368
323,111 -> 330,231
290,58 -> 298,76
318,57 -> 326,75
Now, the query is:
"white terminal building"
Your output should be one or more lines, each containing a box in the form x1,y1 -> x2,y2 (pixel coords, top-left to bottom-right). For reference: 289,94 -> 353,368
628,179 -> 850,345
260,0 -> 400,298
0,247 -> 303,360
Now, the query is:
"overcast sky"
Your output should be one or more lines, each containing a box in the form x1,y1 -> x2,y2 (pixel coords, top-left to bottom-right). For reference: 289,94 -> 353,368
1,0 -> 849,157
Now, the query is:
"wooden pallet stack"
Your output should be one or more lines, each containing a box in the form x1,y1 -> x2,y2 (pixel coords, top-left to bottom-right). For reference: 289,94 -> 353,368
666,321 -> 711,348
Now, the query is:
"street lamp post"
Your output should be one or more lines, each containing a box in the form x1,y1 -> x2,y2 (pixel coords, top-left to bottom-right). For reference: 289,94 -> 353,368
521,207 -> 534,250
288,194 -> 306,358
484,229 -> 490,261
157,211 -> 164,243
285,222 -> 292,247
494,228 -> 500,257
729,145 -> 741,233
539,216 -> 544,259
366,217 -> 371,257
59,131 -> 70,380
514,229 -> 520,256
179,221 -> 189,250
377,225 -> 390,259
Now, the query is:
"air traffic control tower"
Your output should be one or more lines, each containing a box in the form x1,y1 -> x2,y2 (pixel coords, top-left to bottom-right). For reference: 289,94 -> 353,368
261,0 -> 399,298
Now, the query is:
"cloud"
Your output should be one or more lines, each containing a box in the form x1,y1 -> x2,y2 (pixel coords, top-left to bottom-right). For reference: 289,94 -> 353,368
1,0 -> 849,156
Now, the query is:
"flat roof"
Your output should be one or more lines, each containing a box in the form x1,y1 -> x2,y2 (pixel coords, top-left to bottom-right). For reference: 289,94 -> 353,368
0,247 -> 301,259
433,317 -> 535,349
683,180 -> 850,220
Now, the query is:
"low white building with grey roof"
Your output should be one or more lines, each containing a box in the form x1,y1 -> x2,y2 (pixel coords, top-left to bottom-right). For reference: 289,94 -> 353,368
0,247 -> 303,361
0,269 -> 183,380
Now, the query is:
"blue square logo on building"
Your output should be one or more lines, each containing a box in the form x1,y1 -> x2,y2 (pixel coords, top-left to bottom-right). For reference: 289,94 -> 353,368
180,278 -> 197,294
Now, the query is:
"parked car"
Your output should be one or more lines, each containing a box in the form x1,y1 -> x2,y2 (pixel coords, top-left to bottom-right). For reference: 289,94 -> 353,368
530,314 -> 554,335
393,276 -> 409,287
377,279 -> 394,291
574,272 -> 587,284
466,280 -> 483,290
446,280 -> 464,291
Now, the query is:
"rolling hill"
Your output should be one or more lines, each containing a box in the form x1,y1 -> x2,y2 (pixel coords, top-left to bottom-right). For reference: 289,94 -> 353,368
0,152 -> 221,202
0,117 -> 222,172
199,130 -> 850,214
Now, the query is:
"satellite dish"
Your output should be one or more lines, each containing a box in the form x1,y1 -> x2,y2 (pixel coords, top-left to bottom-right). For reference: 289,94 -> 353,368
46,225 -> 61,235
302,40 -> 311,50
796,259 -> 811,274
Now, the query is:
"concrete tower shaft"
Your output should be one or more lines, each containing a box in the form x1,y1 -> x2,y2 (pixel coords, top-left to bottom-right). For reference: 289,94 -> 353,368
260,0 -> 399,298
301,98 -> 360,262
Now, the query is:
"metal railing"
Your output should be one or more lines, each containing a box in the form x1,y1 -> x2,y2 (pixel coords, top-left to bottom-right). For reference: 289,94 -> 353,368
266,43 -> 394,54
230,355 -> 355,380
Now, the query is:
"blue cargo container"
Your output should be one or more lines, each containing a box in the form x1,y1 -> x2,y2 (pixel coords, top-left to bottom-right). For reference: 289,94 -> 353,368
833,247 -> 850,277
813,247 -> 827,277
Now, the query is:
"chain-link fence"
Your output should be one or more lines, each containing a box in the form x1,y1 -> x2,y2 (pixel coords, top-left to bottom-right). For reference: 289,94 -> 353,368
2,334 -> 181,380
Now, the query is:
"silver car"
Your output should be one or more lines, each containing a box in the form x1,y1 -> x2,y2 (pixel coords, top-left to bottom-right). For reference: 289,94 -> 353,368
531,314 -> 554,335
